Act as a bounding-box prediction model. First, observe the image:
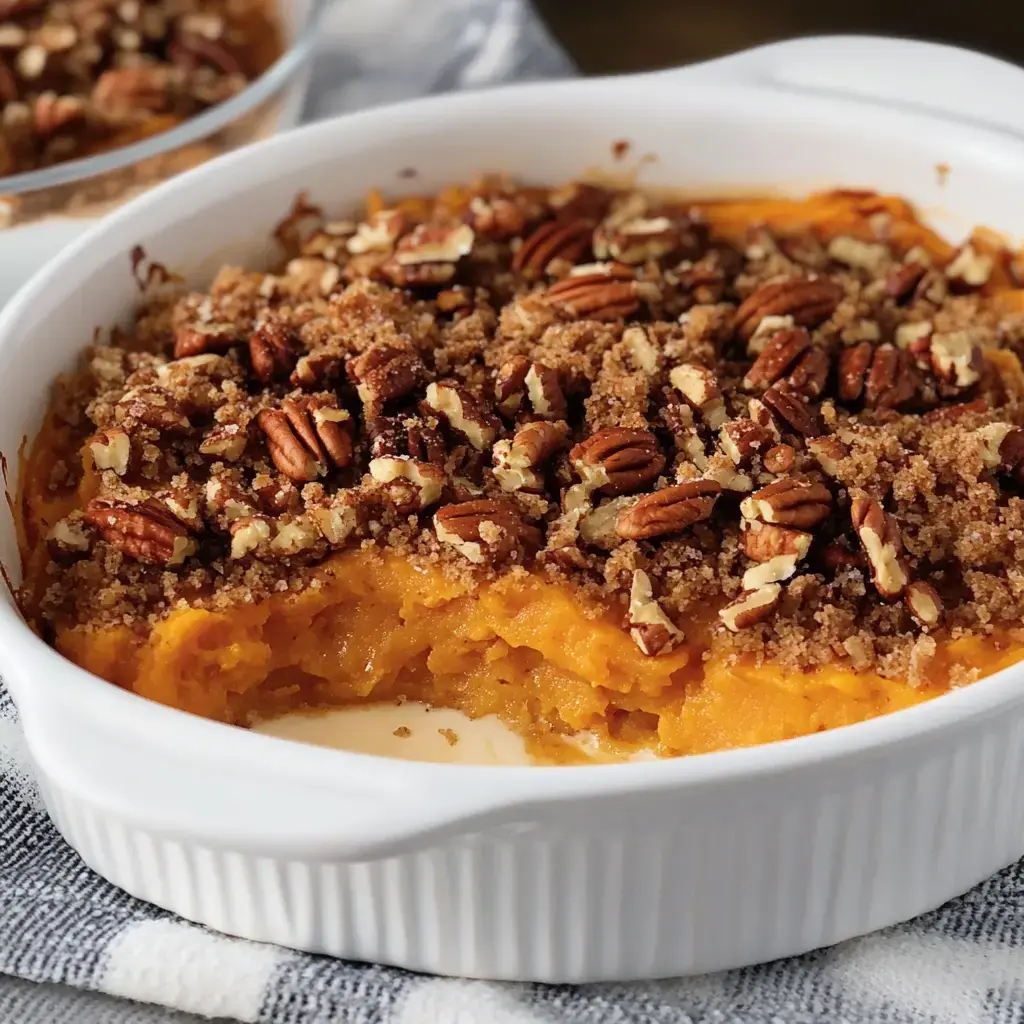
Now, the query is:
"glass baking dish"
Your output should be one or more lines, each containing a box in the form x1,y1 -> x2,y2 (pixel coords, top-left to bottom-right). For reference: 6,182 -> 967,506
0,0 -> 322,303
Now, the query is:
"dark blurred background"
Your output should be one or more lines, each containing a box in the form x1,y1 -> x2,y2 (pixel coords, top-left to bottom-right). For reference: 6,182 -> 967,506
534,0 -> 1016,73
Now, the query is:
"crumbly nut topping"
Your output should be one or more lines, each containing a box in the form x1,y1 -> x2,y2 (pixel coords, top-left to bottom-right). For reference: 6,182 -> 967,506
21,176 -> 1024,684
0,0 -> 281,177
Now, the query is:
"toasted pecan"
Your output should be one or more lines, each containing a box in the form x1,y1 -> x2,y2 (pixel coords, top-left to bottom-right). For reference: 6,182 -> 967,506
616,479 -> 721,540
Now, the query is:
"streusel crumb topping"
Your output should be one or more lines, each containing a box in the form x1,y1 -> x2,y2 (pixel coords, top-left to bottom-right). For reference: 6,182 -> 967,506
21,177 -> 1024,684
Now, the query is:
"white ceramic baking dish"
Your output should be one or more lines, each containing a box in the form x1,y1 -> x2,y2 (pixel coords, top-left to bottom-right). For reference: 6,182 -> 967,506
3,35 -> 1024,983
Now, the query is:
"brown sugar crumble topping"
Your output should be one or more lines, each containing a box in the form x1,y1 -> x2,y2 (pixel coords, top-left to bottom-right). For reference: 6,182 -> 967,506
22,177 -> 1024,685
0,0 -> 281,176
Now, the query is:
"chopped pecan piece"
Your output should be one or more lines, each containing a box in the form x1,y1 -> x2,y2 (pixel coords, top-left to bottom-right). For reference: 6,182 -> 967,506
424,381 -> 500,450
763,443 -> 795,474
369,457 -> 445,510
977,424 -> 1024,484
199,422 -> 248,462
467,195 -> 528,240
87,427 -> 131,476
382,224 -> 475,287
827,236 -> 890,273
718,419 -> 773,468
368,415 -> 446,465
740,521 -> 812,589
807,436 -> 850,477
905,580 -> 944,628
622,326 -> 661,374
747,397 -> 782,442
929,331 -> 983,391
347,344 -> 427,411
741,478 -> 832,529
742,328 -> 810,390
732,277 -> 843,341
669,363 -> 727,428
615,479 -> 721,540
493,359 -> 570,420
570,427 -> 666,497
850,495 -> 909,599
346,209 -> 406,254
249,319 -> 299,383
492,420 -> 568,493
626,569 -> 682,655
719,583 -> 782,632
594,211 -> 683,265
229,516 -> 274,559
545,263 -> 639,321
434,499 -> 542,565
83,498 -> 197,567
117,387 -> 191,433
173,323 -> 240,359
512,218 -> 592,277
945,244 -> 993,290
761,383 -> 823,437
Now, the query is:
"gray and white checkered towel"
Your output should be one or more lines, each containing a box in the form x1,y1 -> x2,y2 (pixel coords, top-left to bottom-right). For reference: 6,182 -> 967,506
5,3 -> 1024,1021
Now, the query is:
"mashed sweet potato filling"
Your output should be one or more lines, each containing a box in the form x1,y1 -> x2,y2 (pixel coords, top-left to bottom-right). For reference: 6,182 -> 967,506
15,186 -> 1024,762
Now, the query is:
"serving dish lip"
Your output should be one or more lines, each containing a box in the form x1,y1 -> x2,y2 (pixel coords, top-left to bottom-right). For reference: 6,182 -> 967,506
4,38 -> 1024,796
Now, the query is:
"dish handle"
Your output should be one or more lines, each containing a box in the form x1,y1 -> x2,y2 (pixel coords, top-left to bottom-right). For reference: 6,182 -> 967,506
666,36 -> 1024,138
17,694 -> 535,861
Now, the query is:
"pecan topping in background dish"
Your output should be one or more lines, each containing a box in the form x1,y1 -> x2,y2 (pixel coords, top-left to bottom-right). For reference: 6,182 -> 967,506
0,0 -> 283,177
22,175 -> 1024,681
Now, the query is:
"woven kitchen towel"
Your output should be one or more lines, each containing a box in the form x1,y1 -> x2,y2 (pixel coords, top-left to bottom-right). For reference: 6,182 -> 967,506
6,674 -> 1024,1024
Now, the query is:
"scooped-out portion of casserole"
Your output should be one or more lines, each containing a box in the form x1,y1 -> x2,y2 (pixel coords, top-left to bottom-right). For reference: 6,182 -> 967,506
15,176 -> 1024,762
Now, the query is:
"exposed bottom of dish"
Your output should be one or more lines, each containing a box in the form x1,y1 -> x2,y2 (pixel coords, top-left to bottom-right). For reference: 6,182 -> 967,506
253,701 -> 662,764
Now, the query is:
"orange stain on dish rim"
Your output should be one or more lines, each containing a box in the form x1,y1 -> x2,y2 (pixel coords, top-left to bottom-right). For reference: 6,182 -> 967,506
936,162 -> 951,186
612,139 -> 631,161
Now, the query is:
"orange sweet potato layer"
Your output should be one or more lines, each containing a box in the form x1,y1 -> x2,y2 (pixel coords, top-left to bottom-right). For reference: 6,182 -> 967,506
17,189 -> 1024,761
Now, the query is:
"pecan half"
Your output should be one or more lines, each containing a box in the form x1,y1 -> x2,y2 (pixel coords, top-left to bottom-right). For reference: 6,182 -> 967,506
669,363 -> 727,428
615,479 -> 720,540
249,319 -> 299,383
719,583 -> 782,632
761,383 -> 823,438
492,420 -> 568,493
732,277 -> 844,341
945,243 -> 993,290
512,218 -> 593,277
850,495 -> 909,599
83,498 -> 196,567
786,345 -> 831,399
434,499 -> 542,564
545,263 -> 639,321
570,427 -> 666,497
626,569 -> 682,656
837,341 -> 874,403
864,344 -> 917,410
424,381 -> 500,450
595,213 -> 683,265
347,344 -> 427,411
885,258 -> 928,302
259,397 -> 352,482
741,478 -> 832,529
905,580 -> 944,628
742,328 -> 810,390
